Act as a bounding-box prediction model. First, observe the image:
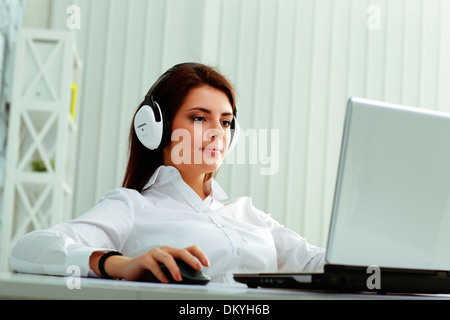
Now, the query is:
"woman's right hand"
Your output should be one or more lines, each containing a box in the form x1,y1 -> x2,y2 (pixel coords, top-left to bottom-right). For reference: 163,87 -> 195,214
89,245 -> 210,283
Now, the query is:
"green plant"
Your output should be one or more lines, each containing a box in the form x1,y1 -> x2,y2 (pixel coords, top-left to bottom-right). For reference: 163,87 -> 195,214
30,159 -> 55,172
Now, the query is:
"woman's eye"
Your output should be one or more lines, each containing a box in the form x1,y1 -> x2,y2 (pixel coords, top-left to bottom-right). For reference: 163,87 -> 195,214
221,120 -> 231,127
192,116 -> 205,122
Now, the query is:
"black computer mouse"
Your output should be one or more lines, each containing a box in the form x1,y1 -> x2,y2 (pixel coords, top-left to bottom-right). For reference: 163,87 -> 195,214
158,259 -> 211,285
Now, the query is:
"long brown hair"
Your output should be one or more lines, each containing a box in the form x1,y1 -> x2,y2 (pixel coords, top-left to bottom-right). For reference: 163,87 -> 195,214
122,63 -> 236,192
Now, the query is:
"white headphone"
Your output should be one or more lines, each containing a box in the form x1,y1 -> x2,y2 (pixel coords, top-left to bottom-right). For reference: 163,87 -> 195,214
134,64 -> 240,153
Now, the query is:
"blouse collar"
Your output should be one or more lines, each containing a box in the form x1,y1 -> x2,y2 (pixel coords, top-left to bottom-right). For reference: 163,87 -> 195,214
141,165 -> 229,202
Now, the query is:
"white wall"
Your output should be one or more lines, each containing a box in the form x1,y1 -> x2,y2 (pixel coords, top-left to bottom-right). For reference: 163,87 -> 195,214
0,0 -> 25,231
38,0 -> 450,248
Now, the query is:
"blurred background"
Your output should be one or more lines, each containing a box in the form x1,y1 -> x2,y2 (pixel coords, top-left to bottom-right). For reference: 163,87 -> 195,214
0,0 -> 449,269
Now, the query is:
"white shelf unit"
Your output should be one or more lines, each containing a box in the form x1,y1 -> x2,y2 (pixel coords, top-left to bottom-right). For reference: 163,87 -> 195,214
0,28 -> 82,271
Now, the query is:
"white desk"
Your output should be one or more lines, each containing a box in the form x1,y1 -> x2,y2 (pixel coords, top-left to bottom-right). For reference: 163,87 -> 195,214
0,272 -> 448,300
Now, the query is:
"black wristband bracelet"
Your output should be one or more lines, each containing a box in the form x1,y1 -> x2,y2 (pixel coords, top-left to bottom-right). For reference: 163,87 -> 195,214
98,251 -> 123,279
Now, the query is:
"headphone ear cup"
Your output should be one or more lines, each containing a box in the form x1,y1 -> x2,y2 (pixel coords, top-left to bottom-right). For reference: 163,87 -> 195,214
134,103 -> 164,150
157,101 -> 172,150
227,117 -> 240,154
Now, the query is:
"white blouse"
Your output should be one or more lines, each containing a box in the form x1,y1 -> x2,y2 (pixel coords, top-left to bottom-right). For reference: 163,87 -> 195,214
10,165 -> 325,283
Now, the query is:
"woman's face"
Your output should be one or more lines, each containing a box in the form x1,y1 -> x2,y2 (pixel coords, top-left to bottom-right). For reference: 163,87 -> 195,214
163,85 -> 234,177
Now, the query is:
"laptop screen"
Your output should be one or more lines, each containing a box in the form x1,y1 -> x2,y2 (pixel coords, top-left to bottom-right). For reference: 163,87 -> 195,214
326,97 -> 450,271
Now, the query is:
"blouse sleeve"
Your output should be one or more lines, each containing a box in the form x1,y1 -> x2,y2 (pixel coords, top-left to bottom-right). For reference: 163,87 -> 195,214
252,205 -> 326,272
9,188 -> 135,277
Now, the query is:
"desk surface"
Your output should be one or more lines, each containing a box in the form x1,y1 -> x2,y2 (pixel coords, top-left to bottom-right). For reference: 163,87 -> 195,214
0,272 -> 449,300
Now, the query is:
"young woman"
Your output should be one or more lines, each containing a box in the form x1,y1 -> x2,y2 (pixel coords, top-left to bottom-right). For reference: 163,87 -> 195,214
10,63 -> 325,283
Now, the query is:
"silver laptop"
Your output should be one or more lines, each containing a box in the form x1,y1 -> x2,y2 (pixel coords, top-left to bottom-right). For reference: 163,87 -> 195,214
234,97 -> 450,293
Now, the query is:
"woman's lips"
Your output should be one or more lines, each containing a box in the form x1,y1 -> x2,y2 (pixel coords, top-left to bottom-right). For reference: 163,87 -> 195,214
201,146 -> 222,156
